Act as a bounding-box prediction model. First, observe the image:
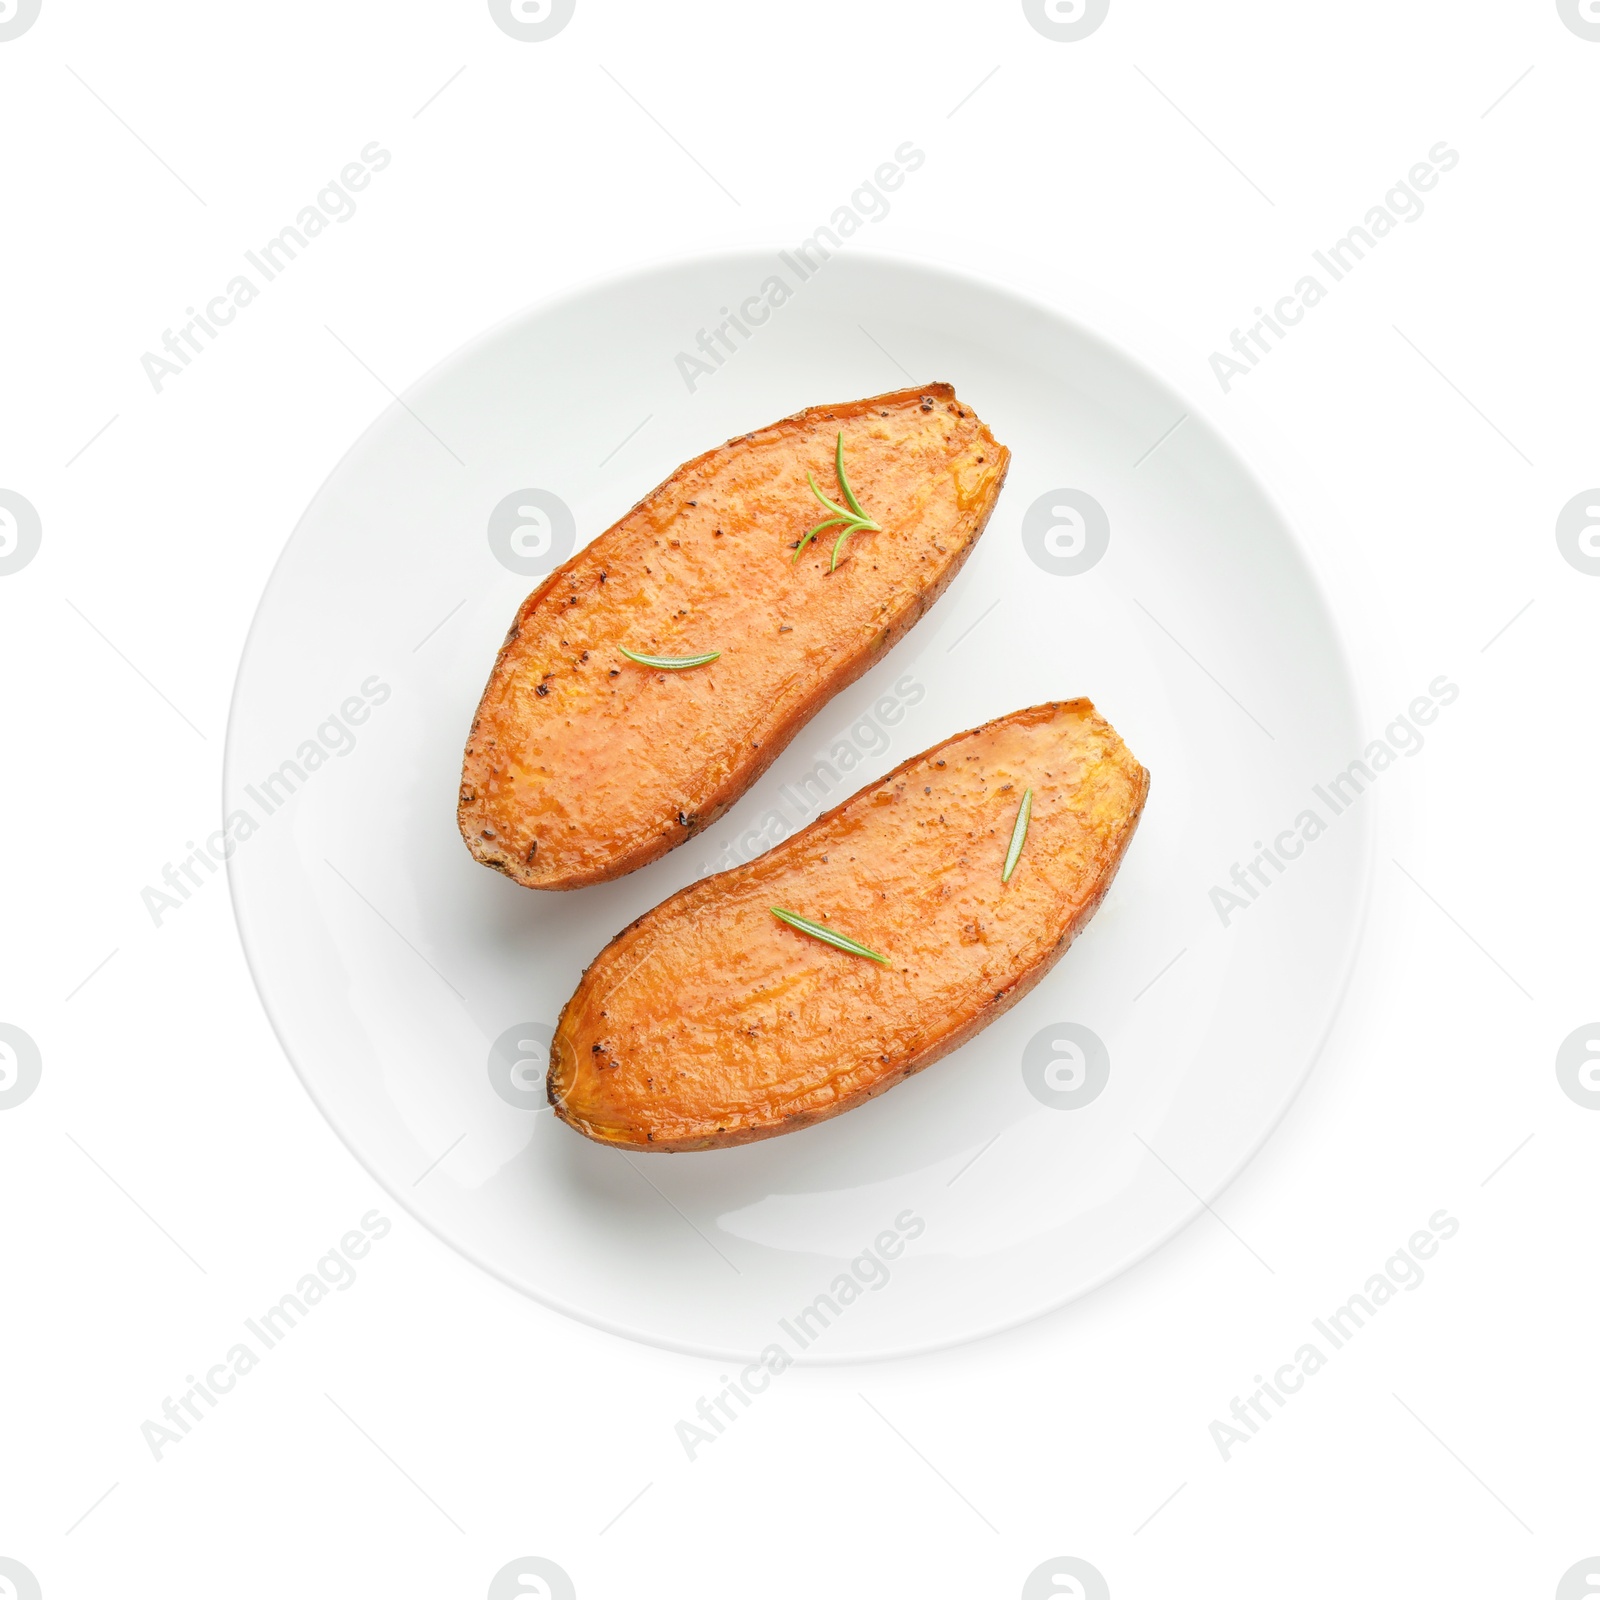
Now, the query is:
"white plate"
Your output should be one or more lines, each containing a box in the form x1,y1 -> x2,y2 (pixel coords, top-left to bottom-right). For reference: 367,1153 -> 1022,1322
226,252 -> 1369,1361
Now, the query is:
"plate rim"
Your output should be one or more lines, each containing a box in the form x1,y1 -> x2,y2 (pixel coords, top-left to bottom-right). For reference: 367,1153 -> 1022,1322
222,243 -> 1376,1364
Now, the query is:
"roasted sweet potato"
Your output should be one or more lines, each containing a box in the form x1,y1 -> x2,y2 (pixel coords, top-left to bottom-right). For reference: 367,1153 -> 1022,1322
550,701 -> 1149,1151
460,385 -> 1009,888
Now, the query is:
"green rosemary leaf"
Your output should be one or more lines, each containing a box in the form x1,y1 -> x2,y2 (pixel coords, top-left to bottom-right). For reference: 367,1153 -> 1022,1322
806,471 -> 851,523
770,906 -> 890,964
618,646 -> 721,670
835,430 -> 871,521
793,436 -> 881,570
794,515 -> 851,563
828,522 -> 861,573
1002,788 -> 1034,884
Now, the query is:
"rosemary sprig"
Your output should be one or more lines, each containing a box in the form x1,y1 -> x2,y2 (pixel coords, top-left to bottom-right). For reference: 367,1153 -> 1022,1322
770,906 -> 890,964
793,432 -> 882,572
1002,788 -> 1033,884
618,646 -> 721,669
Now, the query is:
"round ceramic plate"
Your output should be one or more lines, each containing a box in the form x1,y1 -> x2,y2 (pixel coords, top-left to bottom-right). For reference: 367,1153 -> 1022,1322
226,252 -> 1368,1361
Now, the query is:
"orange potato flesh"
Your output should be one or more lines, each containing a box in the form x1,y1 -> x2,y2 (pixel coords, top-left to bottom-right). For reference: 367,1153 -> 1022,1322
550,701 -> 1150,1151
459,384 -> 1009,888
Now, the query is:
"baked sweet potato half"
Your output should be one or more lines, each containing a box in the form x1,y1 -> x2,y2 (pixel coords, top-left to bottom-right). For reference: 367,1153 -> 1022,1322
460,384 -> 1009,889
549,700 -> 1149,1151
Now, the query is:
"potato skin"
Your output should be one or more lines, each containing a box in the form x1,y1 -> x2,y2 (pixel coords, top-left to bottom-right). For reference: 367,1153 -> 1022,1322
459,385 -> 1009,889
550,701 -> 1149,1151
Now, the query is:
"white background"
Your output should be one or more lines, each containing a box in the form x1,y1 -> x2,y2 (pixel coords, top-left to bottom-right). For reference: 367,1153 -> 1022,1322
3,2 -> 1597,1596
